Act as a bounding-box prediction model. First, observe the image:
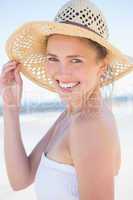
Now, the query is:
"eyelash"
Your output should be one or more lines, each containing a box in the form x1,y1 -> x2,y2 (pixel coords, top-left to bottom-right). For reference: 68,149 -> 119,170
46,57 -> 82,63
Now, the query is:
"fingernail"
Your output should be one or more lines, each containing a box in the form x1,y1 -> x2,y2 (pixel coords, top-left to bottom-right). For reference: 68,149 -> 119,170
11,60 -> 17,63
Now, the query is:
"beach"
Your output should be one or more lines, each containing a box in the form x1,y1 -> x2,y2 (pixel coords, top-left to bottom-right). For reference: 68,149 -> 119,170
0,103 -> 133,200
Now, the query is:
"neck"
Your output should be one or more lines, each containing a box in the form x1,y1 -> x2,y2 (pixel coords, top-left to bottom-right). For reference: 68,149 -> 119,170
65,87 -> 104,117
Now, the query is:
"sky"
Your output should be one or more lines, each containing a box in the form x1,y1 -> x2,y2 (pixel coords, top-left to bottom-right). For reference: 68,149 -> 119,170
0,0 -> 133,102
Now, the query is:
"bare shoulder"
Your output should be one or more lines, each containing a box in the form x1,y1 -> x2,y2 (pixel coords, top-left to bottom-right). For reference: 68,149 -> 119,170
69,103 -> 121,173
69,105 -> 118,199
70,103 -> 118,142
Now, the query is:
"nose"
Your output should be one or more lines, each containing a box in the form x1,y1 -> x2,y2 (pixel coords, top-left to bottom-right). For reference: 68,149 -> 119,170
58,63 -> 72,75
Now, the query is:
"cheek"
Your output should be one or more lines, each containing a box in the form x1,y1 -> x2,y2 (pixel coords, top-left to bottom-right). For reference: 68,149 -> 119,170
45,63 -> 57,76
79,68 -> 98,88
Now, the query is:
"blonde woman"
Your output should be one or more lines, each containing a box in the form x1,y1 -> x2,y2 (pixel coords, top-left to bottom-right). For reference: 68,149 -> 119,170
1,0 -> 132,199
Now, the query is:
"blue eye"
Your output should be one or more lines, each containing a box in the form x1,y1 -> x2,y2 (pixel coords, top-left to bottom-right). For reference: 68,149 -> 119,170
71,59 -> 82,63
46,57 -> 82,63
47,57 -> 58,62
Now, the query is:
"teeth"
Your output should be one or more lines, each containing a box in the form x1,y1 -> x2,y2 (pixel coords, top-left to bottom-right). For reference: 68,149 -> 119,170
58,81 -> 79,88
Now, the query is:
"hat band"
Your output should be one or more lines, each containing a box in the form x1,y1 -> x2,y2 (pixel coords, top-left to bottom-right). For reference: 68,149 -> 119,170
58,20 -> 103,38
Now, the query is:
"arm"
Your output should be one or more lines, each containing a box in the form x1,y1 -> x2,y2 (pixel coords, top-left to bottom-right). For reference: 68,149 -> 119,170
27,110 -> 66,186
3,106 -> 66,191
69,115 -> 117,200
1,60 -> 30,190
1,61 -> 67,191
3,107 -> 30,191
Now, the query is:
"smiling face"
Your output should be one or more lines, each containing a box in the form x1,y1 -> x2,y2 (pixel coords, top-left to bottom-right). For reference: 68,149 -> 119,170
45,34 -> 108,113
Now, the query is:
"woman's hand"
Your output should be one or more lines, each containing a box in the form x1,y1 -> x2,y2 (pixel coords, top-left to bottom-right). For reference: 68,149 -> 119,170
0,60 -> 23,110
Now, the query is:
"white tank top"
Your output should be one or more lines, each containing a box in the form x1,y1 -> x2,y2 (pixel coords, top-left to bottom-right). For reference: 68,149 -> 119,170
34,152 -> 80,200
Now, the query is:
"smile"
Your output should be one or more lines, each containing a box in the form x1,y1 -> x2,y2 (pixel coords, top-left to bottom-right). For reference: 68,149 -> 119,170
56,80 -> 80,92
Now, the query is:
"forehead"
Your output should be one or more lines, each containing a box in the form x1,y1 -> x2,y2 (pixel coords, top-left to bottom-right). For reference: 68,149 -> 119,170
46,34 -> 97,56
47,34 -> 88,45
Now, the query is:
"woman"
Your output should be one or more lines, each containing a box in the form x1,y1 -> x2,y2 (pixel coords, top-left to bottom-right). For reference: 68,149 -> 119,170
1,0 -> 132,199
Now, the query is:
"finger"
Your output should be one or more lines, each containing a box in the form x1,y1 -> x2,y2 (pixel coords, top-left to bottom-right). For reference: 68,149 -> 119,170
14,67 -> 23,85
2,62 -> 19,70
1,65 -> 16,74
6,60 -> 20,65
2,62 -> 16,70
1,65 -> 19,77
2,61 -> 20,72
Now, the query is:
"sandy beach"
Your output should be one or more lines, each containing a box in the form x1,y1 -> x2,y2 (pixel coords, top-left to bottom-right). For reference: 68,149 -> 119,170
0,104 -> 133,200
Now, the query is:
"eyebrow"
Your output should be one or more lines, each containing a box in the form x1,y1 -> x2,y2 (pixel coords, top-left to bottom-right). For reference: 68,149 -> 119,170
46,53 -> 84,58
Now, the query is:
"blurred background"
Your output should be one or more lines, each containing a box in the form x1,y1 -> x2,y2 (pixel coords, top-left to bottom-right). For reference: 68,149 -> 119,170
0,0 -> 133,199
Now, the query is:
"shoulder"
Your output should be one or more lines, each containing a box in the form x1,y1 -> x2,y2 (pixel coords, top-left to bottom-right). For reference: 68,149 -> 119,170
69,105 -> 120,172
69,106 -> 118,199
70,105 -> 117,146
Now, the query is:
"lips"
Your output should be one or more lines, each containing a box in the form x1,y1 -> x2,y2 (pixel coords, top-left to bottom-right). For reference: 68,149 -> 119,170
56,80 -> 80,92
56,79 -> 79,83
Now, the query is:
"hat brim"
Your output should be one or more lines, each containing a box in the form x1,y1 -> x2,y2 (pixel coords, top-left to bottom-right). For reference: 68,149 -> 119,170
5,21 -> 133,92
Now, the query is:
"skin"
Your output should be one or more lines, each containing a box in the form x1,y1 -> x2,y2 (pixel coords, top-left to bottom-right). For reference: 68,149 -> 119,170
45,34 -> 109,115
43,34 -> 121,199
1,34 -> 121,199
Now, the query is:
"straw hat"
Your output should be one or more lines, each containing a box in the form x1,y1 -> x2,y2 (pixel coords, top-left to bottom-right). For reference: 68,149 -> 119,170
5,0 -> 133,92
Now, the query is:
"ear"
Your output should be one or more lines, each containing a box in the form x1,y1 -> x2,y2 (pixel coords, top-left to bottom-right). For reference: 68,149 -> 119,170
97,55 -> 110,77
